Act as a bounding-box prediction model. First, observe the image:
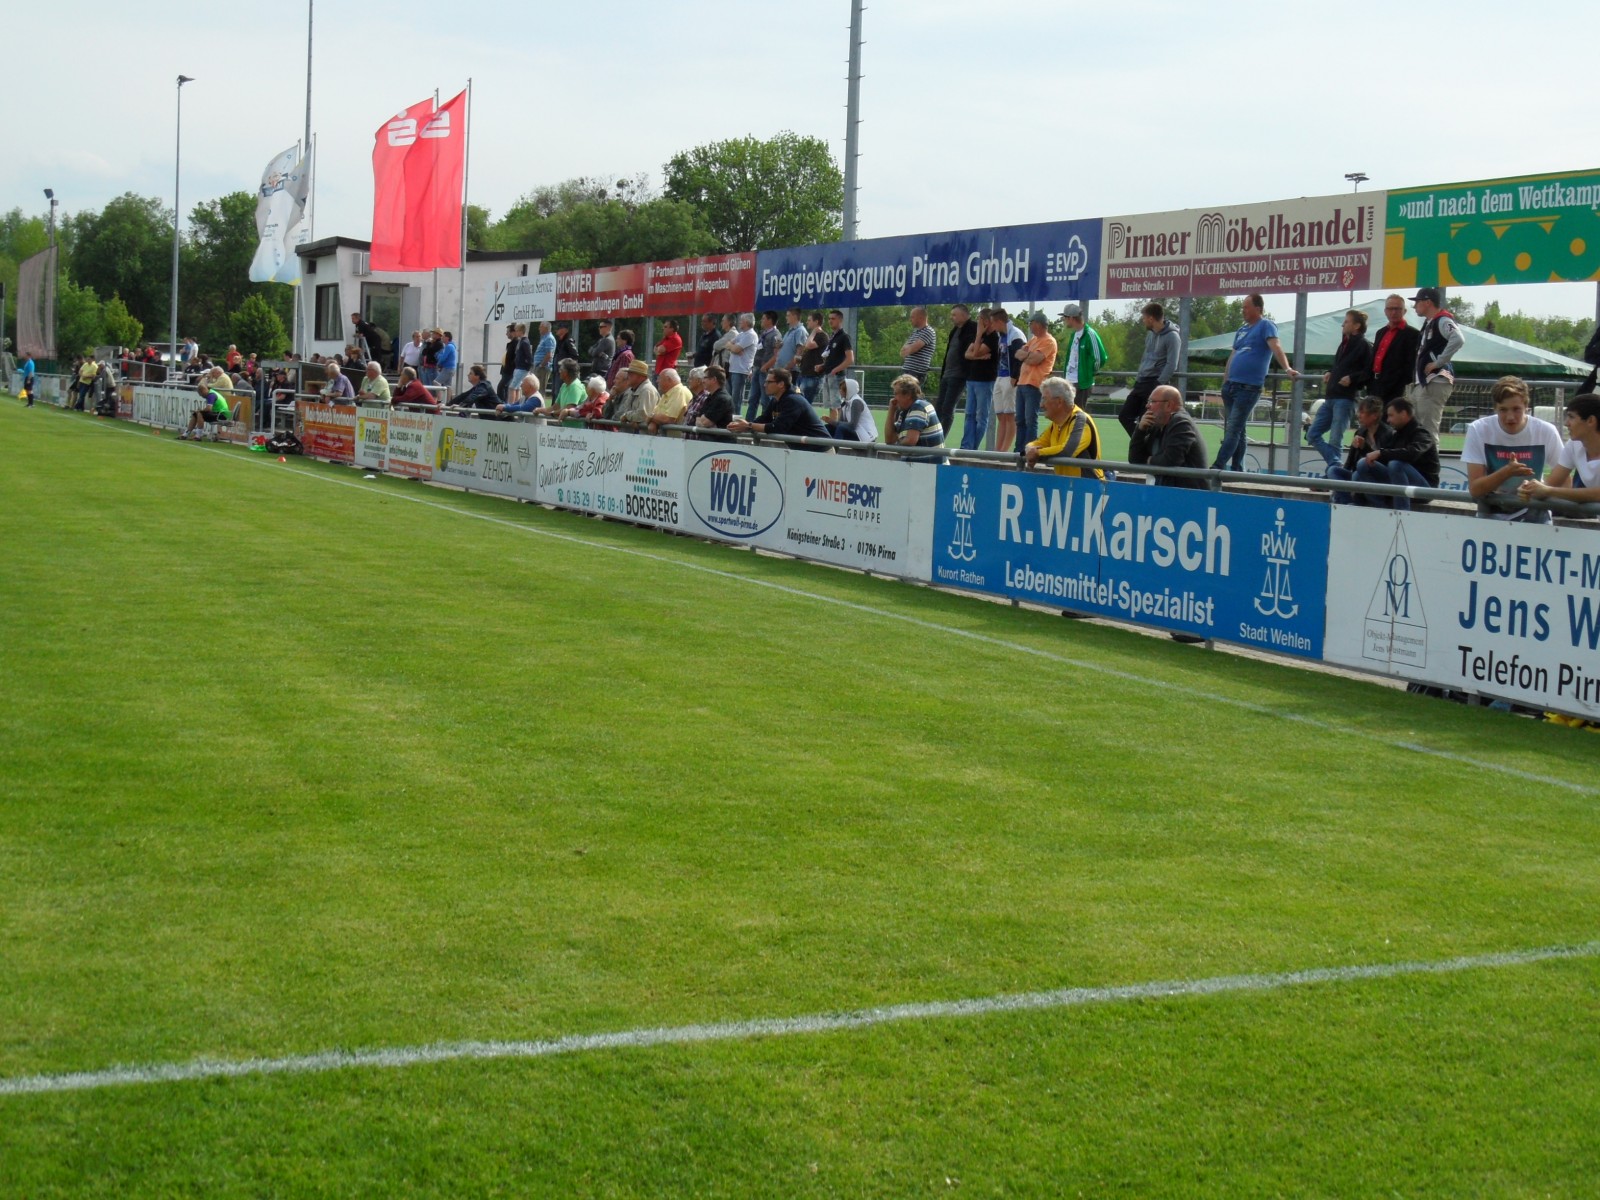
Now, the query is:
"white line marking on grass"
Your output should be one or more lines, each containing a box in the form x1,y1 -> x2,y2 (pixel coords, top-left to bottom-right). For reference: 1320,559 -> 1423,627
37,407 -> 1599,796
2,940 -> 1596,1097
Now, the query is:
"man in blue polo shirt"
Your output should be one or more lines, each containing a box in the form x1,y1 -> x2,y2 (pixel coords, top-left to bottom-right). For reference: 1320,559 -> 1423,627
1213,292 -> 1298,472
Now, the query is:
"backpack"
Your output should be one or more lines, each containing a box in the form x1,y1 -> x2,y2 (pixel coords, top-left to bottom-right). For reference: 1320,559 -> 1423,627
266,431 -> 303,455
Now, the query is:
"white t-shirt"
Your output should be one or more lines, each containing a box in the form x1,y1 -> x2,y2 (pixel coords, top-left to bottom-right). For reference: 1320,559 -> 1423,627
1558,437 -> 1600,488
1461,414 -> 1565,521
400,340 -> 424,367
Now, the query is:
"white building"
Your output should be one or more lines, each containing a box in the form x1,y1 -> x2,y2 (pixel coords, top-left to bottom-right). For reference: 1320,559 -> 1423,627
295,236 -> 541,367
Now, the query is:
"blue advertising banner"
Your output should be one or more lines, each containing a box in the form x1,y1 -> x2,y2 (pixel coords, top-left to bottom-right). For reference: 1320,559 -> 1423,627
931,468 -> 1331,657
755,219 -> 1102,310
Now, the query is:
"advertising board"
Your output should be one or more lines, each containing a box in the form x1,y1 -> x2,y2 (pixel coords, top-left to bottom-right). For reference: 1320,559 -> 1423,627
777,452 -> 928,578
355,404 -> 388,471
556,253 -> 757,320
534,425 -> 685,528
431,414 -> 538,500
483,273 -> 558,324
294,401 -> 356,463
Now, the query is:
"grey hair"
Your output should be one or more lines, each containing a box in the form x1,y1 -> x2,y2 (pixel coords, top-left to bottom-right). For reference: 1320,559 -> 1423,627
585,376 -> 607,394
1039,377 -> 1077,405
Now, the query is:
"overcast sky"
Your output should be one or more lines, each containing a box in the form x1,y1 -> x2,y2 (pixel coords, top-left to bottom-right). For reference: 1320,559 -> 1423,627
11,0 -> 1598,324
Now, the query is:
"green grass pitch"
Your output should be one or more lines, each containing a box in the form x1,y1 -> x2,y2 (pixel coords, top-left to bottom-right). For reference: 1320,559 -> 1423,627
1,395 -> 1597,1196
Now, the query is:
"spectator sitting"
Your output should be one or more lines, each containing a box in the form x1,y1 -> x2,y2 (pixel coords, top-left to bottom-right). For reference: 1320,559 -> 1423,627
686,364 -> 735,434
550,358 -> 586,413
729,367 -> 830,448
359,360 -> 392,404
603,359 -> 658,428
451,365 -> 499,411
571,376 -> 609,420
321,362 -> 355,402
1025,377 -> 1104,479
392,366 -> 437,408
1345,397 -> 1441,510
884,373 -> 947,463
1128,384 -> 1208,487
647,367 -> 693,435
1326,397 -> 1391,504
1519,393 -> 1600,508
497,373 -> 546,417
1463,375 -> 1566,522
181,380 -> 231,440
825,375 -> 878,442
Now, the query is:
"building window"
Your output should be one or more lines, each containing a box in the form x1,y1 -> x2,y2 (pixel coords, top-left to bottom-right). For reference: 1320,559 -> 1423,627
314,283 -> 342,341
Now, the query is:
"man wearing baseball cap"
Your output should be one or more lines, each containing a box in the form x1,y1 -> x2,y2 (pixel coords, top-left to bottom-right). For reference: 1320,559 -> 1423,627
1060,303 -> 1107,399
1407,287 -> 1463,436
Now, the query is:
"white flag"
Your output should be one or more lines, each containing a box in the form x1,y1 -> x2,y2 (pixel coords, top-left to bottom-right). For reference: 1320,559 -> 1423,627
248,145 -> 310,284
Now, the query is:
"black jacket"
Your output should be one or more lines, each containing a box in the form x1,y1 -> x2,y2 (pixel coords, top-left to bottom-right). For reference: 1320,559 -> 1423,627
942,320 -> 977,379
1326,333 -> 1372,400
1342,420 -> 1393,473
452,380 -> 498,410
693,387 -> 734,431
693,327 -> 717,368
1369,322 -> 1420,401
1128,409 -> 1208,487
1375,419 -> 1440,485
758,391 -> 830,447
513,336 -> 534,371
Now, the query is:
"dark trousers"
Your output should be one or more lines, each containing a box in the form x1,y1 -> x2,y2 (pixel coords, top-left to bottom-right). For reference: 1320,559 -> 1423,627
936,373 -> 966,433
1118,378 -> 1159,436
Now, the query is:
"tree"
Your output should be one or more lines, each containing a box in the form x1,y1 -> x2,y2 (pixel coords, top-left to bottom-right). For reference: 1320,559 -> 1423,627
663,133 -> 843,252
54,277 -> 106,356
230,293 -> 289,358
102,295 -> 143,349
182,191 -> 297,354
71,193 -> 173,337
488,179 -> 716,270
466,204 -> 491,252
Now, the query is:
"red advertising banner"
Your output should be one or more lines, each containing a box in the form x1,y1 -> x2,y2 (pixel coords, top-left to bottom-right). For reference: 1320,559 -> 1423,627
370,90 -> 467,272
556,252 -> 756,319
295,401 -> 357,463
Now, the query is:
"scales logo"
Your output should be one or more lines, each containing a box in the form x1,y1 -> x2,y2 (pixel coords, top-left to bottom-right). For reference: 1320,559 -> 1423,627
1254,507 -> 1299,619
687,450 -> 783,538
1362,522 -> 1428,666
946,474 -> 978,562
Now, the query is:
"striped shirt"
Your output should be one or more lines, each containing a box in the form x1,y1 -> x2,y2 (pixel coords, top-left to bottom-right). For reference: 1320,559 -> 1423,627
891,396 -> 946,462
902,325 -> 935,375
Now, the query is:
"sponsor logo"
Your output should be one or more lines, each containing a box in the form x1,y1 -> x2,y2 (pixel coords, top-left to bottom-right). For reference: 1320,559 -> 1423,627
687,451 -> 783,539
1254,507 -> 1300,620
946,473 -> 978,563
1362,522 -> 1429,668
804,476 -> 884,509
436,424 -> 478,471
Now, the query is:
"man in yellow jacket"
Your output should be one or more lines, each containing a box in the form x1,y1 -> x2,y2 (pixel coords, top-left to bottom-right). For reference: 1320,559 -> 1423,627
1024,377 -> 1104,479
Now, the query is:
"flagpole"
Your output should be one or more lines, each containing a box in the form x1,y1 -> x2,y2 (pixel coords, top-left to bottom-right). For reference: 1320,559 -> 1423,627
297,0 -> 313,357
290,138 -> 302,366
455,76 -> 472,394
431,88 -> 440,333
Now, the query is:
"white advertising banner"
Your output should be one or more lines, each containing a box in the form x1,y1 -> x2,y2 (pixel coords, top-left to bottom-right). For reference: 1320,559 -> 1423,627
355,405 -> 388,471
483,273 -> 558,325
132,385 -> 194,429
1325,507 -> 1600,719
681,441 -> 790,547
385,409 -> 436,480
1100,192 -> 1387,298
534,425 -> 685,528
431,413 -> 538,501
777,452 -> 929,579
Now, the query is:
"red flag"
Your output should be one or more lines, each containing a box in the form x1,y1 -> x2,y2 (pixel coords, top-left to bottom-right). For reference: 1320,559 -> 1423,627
370,90 -> 466,271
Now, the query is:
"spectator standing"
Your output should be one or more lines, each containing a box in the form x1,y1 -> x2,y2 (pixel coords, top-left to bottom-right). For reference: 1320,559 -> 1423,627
606,330 -> 636,390
400,330 -> 425,374
435,332 -> 459,389
496,323 -> 519,400
1520,393 -> 1600,506
754,311 -> 783,382
990,308 -> 1025,453
936,304 -> 976,434
553,321 -> 578,366
1129,384 -> 1208,487
19,353 -> 36,405
1014,313 -> 1058,462
1025,377 -> 1103,479
1119,302 -> 1183,436
359,361 -> 392,404
1369,294 -> 1419,403
712,313 -> 736,374
1408,287 -> 1463,435
817,309 -> 855,392
824,375 -> 878,442
885,373 -> 946,463
74,357 -> 99,410
1060,303 -> 1107,403
351,313 -> 385,363
776,307 -> 807,376
960,307 -> 999,450
420,330 -> 442,385
1463,375 -> 1565,522
531,321 -> 556,393
728,313 -> 761,419
899,306 -> 936,386
653,319 -> 684,378
1306,309 -> 1373,470
1212,294 -> 1296,472
797,312 -> 828,403
588,318 -> 615,380
693,314 -> 718,368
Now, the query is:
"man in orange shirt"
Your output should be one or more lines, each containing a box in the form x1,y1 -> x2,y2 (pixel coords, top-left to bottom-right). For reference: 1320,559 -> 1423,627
1014,312 -> 1058,463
